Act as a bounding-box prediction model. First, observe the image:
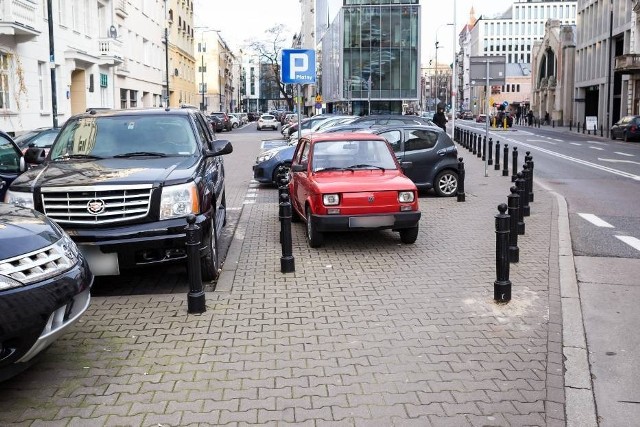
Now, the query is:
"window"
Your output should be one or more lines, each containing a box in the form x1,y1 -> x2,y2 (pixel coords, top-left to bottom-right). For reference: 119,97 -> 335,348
379,130 -> 402,152
129,90 -> 137,108
0,53 -> 10,110
38,61 -> 46,111
404,130 -> 438,151
0,135 -> 20,173
120,88 -> 127,108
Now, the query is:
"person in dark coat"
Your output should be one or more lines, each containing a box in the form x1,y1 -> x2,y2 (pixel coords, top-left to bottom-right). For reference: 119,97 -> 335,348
432,109 -> 448,131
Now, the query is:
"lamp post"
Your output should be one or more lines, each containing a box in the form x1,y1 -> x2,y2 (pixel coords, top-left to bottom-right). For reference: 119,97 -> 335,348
434,23 -> 453,112
195,27 -> 221,113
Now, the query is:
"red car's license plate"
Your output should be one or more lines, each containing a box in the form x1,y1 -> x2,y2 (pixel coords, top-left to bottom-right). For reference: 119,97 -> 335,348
349,215 -> 395,228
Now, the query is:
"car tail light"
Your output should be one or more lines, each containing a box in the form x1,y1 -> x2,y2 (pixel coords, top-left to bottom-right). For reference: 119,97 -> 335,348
631,125 -> 637,132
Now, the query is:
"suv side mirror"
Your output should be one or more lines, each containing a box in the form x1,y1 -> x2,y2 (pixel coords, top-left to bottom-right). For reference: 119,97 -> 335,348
207,139 -> 233,157
24,147 -> 46,165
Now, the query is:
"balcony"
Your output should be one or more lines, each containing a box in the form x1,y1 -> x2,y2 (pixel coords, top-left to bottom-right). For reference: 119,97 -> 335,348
0,0 -> 39,36
614,54 -> 640,74
115,58 -> 130,76
97,37 -> 123,65
115,0 -> 127,18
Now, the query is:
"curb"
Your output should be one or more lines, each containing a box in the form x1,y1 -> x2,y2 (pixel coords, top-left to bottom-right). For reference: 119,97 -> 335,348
544,184 -> 598,427
215,201 -> 252,293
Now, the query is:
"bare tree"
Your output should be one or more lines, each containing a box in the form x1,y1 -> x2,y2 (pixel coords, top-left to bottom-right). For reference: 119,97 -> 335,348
247,24 -> 294,111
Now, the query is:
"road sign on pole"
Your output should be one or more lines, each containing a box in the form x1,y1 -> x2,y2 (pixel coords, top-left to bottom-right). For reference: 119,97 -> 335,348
281,49 -> 316,84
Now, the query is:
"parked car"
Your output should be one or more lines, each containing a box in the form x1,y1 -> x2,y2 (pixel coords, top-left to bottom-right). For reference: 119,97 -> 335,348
461,111 -> 474,120
0,131 -> 45,201
208,115 -> 224,133
350,114 -> 438,128
236,113 -> 249,125
0,202 -> 93,381
227,113 -> 240,128
279,111 -> 295,125
14,127 -> 61,155
5,107 -> 233,281
364,125 -> 459,196
210,112 -> 232,131
288,132 -> 421,248
476,114 -> 487,123
247,112 -> 259,122
253,144 -> 297,185
610,115 -> 640,141
257,114 -> 279,131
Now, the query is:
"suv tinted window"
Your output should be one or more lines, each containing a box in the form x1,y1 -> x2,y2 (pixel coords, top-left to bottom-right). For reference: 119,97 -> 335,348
0,135 -> 20,173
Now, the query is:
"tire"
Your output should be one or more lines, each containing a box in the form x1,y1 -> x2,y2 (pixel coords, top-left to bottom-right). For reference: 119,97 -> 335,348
434,170 -> 459,197
399,226 -> 419,244
232,123 -> 238,128
306,207 -> 323,248
201,217 -> 220,281
272,163 -> 291,185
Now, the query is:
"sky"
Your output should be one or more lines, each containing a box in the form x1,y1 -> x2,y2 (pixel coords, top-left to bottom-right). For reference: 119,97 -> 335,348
193,0 -> 515,64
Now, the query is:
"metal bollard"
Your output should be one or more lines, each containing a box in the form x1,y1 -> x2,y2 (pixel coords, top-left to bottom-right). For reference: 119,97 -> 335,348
502,144 -> 509,177
185,214 -> 206,314
582,122 -> 585,134
522,163 -> 531,217
508,186 -> 520,263
577,121 -> 580,133
494,203 -> 512,303
593,125 -> 597,136
278,173 -> 289,244
526,152 -> 534,202
569,120 -> 572,131
478,135 -> 483,158
552,120 -> 555,128
472,133 -> 477,155
279,193 -> 295,273
515,172 -> 526,235
488,137 -> 493,166
494,140 -> 501,170
457,157 -> 465,202
511,146 -> 518,182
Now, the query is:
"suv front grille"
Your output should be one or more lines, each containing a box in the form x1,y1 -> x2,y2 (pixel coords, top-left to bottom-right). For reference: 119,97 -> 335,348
41,185 -> 153,225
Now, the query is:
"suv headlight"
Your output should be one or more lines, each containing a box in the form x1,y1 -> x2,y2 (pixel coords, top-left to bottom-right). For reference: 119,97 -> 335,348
323,194 -> 340,206
398,191 -> 414,203
4,190 -> 34,209
160,182 -> 200,220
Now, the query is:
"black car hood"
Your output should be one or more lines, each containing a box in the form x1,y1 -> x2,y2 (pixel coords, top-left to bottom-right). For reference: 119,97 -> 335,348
0,203 -> 63,260
11,156 -> 200,189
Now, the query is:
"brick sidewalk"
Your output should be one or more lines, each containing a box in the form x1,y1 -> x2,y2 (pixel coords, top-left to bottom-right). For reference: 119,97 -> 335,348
0,141 -> 564,426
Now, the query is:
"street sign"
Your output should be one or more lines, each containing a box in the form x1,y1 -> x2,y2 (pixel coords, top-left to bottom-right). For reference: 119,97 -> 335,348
315,102 -> 322,109
315,94 -> 322,103
281,49 -> 316,84
469,56 -> 507,86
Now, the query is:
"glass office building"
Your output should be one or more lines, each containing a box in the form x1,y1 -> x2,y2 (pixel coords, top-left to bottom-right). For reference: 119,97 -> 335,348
321,0 -> 420,115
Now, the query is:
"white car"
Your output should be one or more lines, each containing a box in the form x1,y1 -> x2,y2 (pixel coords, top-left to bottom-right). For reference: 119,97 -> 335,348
227,113 -> 240,128
257,114 -> 278,131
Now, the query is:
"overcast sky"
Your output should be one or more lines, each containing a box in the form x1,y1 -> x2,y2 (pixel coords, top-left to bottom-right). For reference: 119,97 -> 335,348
193,0 -> 515,65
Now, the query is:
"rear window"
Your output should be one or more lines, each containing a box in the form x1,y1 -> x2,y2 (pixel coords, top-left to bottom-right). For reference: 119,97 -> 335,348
261,115 -> 275,120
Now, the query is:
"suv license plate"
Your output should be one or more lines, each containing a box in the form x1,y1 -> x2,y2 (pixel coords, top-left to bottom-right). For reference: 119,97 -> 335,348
349,216 -> 394,228
79,245 -> 120,276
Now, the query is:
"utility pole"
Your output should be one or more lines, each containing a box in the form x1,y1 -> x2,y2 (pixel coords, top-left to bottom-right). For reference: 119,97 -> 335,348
164,0 -> 170,107
46,0 -> 58,128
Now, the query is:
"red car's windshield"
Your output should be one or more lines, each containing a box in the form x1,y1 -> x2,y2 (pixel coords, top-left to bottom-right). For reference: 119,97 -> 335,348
311,139 -> 398,172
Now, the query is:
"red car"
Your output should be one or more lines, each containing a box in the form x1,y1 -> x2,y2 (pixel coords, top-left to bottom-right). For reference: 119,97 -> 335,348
288,133 -> 421,247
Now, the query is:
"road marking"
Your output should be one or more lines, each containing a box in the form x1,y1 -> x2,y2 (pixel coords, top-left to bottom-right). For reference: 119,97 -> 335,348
587,141 -> 607,145
570,143 -> 582,146
614,152 -> 634,157
495,134 -> 640,181
589,146 -> 604,151
552,138 -> 563,142
527,139 -> 556,145
578,213 -> 614,228
598,158 -> 640,165
615,235 -> 640,252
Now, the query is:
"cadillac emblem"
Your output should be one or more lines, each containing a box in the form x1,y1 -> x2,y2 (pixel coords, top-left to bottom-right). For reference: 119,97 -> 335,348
368,195 -> 375,203
87,199 -> 106,215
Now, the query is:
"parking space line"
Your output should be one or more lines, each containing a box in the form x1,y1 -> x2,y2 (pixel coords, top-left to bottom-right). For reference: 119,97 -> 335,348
570,143 -> 582,146
615,152 -> 634,157
578,213 -> 614,228
552,138 -> 563,142
615,235 -> 640,252
587,141 -> 607,145
589,147 -> 604,151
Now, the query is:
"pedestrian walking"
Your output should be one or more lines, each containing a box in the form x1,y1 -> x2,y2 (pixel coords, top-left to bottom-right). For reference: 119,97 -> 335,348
527,110 -> 534,126
544,111 -> 550,125
433,108 -> 448,132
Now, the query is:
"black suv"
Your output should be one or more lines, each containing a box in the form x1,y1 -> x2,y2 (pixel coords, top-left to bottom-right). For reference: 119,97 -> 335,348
5,108 -> 233,281
210,112 -> 232,132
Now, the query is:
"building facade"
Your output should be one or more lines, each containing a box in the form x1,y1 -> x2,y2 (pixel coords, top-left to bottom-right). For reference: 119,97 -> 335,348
165,0 -> 196,108
321,0 -> 421,115
531,19 -> 576,125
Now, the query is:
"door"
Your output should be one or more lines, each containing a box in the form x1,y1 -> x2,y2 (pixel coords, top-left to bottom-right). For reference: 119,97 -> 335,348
70,69 -> 87,115
0,135 -> 23,200
400,128 -> 440,186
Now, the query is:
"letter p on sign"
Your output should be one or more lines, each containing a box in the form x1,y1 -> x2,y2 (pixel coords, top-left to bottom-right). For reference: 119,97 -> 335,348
281,49 -> 316,84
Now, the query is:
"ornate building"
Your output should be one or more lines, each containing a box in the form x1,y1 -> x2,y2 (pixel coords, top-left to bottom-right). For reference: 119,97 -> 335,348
531,19 -> 576,125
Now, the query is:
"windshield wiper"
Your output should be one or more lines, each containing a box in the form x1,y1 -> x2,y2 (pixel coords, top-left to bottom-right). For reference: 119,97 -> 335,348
113,152 -> 167,158
346,164 -> 386,171
315,166 -> 347,172
55,154 -> 104,160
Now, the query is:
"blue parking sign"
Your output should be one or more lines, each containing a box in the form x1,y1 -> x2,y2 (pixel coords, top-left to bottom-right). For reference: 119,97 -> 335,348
281,49 -> 316,84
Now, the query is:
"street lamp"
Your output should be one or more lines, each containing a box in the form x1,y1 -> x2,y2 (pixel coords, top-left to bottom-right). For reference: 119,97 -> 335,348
195,27 -> 221,113
434,23 -> 453,111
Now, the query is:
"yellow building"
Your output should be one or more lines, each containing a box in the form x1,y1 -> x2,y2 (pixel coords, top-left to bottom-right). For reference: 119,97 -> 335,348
166,0 -> 197,107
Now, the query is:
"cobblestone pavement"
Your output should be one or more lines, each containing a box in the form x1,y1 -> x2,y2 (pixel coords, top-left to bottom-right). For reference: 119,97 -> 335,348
0,129 -> 565,426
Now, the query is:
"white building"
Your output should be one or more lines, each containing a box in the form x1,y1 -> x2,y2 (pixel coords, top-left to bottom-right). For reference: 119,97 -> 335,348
0,1 -> 166,135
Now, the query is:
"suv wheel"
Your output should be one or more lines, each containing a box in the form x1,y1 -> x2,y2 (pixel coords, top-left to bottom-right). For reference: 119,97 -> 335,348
201,217 -> 220,281
434,170 -> 458,197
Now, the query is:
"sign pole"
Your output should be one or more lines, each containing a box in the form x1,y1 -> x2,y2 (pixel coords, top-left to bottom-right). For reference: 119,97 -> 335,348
485,59 -> 489,177
297,84 -> 302,134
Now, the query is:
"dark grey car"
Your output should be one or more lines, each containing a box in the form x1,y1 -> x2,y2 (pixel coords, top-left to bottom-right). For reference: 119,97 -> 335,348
363,125 -> 459,196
